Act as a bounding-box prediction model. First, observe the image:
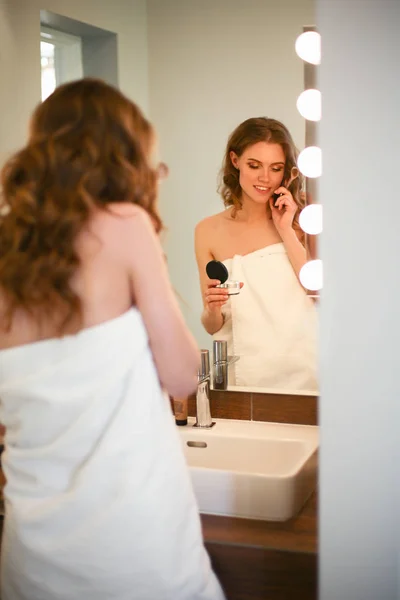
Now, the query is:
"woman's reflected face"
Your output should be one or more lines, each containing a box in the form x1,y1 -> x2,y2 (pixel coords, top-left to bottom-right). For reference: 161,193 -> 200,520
230,142 -> 286,204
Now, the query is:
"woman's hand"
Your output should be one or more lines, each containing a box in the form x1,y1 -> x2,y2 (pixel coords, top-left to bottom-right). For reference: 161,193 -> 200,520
204,280 -> 244,314
269,187 -> 298,236
204,279 -> 229,314
269,190 -> 307,281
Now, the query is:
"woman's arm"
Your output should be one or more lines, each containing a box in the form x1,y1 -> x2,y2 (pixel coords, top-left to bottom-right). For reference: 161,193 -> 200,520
194,220 -> 228,335
280,228 -> 308,280
269,191 -> 308,284
121,207 -> 200,398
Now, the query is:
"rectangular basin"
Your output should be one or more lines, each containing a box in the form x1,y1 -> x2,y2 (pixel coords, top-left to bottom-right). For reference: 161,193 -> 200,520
179,418 -> 318,522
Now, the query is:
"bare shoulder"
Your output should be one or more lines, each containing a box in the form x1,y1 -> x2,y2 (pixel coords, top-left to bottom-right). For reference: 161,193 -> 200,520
103,202 -> 152,225
195,209 -> 230,239
90,203 -> 153,239
79,203 -> 158,267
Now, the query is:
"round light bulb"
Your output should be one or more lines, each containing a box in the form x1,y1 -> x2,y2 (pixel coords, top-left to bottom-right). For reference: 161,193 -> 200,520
299,259 -> 323,291
296,89 -> 321,122
297,146 -> 322,178
299,204 -> 323,235
295,31 -> 321,65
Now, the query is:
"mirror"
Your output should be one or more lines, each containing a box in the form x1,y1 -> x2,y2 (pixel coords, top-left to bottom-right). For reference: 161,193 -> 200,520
148,0 -> 318,394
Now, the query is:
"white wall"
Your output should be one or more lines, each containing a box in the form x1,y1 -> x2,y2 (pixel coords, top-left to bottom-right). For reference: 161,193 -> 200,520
318,0 -> 400,598
0,0 -> 148,162
147,0 -> 315,350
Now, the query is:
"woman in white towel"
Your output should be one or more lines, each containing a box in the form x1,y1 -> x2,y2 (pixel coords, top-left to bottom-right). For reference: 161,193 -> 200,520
195,117 -> 317,390
0,79 -> 225,600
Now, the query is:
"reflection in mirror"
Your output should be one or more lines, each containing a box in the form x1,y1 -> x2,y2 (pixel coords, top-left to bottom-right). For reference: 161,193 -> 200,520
147,0 -> 317,394
195,118 -> 317,392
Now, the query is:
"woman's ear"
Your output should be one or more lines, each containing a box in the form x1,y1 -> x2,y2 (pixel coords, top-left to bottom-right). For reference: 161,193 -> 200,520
229,151 -> 239,169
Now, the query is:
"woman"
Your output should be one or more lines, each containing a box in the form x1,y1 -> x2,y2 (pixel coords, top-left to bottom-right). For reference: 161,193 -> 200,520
195,117 -> 317,390
0,79 -> 225,600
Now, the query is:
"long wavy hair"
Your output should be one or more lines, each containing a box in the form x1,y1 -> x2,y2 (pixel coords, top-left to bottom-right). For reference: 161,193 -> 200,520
0,78 -> 162,334
218,117 -> 305,229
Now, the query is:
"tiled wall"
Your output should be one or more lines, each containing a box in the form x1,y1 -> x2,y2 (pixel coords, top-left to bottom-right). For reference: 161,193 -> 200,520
187,390 -> 318,426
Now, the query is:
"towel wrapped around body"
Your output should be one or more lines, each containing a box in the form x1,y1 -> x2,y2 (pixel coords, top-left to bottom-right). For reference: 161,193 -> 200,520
213,243 -> 318,391
0,308 -> 225,600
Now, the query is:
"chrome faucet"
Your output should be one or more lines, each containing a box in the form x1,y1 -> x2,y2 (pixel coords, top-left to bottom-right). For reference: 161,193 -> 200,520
212,340 -> 239,390
194,349 -> 214,428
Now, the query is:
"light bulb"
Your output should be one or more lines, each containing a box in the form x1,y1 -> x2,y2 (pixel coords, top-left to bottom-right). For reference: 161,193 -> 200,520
296,89 -> 321,122
295,31 -> 321,65
299,204 -> 323,235
299,259 -> 323,291
297,146 -> 322,178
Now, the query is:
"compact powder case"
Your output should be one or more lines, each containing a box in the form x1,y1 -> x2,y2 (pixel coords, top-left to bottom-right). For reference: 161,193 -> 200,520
205,260 -> 241,295
217,281 -> 241,295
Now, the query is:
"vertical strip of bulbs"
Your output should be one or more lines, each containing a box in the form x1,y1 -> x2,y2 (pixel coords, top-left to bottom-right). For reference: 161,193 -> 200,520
295,30 -> 323,296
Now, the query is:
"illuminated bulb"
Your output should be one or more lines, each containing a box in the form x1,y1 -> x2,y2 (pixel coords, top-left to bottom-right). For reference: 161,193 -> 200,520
299,204 -> 323,235
296,89 -> 321,122
295,31 -> 321,65
299,259 -> 323,291
297,146 -> 322,178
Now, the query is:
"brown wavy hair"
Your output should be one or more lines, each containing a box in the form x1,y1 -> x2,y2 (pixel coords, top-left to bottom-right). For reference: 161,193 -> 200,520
0,78 -> 162,334
218,117 -> 305,230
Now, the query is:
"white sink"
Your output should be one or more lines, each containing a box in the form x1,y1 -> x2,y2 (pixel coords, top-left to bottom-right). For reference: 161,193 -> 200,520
179,418 -> 318,522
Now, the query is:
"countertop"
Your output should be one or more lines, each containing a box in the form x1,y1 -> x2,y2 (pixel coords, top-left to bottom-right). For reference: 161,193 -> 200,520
201,490 -> 317,555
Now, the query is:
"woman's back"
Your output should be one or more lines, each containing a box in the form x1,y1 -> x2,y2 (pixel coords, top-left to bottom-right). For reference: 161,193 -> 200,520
0,204 -> 138,350
1,202 -> 199,398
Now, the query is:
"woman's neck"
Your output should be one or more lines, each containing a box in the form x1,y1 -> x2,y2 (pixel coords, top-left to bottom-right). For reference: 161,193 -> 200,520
235,193 -> 270,224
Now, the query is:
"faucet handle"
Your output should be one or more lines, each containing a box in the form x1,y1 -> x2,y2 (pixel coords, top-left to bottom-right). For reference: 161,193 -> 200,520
198,349 -> 210,381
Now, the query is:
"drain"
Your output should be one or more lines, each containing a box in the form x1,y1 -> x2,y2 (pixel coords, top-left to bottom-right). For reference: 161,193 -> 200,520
187,441 -> 207,448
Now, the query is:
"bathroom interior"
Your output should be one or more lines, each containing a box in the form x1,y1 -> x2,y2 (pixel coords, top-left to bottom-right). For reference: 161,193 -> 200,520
0,0 -> 398,599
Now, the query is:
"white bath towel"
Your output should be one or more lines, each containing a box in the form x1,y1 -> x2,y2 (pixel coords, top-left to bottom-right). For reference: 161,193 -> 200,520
0,308 -> 225,600
214,243 -> 318,390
